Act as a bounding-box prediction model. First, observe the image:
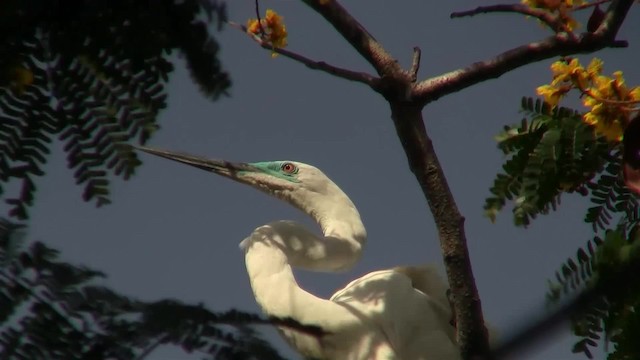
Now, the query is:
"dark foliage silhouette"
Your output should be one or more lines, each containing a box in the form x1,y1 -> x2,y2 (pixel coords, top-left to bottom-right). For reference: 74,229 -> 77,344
0,218 -> 292,359
0,0 -> 231,219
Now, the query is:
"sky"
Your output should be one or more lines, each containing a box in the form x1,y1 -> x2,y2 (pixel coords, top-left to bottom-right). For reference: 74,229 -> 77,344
8,1 -> 640,359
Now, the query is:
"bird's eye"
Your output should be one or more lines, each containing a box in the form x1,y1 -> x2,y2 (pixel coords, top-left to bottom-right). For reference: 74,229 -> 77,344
281,162 -> 297,174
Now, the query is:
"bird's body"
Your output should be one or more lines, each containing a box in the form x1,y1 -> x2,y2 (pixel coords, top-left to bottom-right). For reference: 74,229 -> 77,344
137,146 -> 460,360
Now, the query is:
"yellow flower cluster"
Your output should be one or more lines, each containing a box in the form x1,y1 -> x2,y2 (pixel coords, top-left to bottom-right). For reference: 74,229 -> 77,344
247,9 -> 288,56
521,0 -> 586,31
537,58 -> 640,142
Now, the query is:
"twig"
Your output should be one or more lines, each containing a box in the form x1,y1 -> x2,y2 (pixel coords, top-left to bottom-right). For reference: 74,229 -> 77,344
410,47 -> 421,82
228,21 -> 381,89
254,0 -> 266,36
575,0 -> 612,11
268,46 -> 382,89
451,4 -> 559,31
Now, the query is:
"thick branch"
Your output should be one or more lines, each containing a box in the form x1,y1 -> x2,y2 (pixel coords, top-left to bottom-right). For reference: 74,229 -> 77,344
389,103 -> 489,359
300,0 -> 404,78
415,0 -> 634,104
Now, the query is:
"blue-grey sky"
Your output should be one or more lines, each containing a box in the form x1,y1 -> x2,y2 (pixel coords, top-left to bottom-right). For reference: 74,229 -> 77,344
12,1 -> 640,359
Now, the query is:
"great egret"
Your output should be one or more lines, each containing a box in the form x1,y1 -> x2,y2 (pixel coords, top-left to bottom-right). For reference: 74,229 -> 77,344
136,146 -> 460,360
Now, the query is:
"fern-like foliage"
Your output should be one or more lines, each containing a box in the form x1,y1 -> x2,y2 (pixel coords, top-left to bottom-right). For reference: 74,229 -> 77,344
485,97 -> 611,226
585,160 -> 640,232
0,218 -> 298,359
489,97 -> 640,359
0,0 -> 231,219
548,226 -> 640,359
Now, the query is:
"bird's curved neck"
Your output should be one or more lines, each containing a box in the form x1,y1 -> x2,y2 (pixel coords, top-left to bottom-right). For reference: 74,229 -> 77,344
242,189 -> 367,272
295,187 -> 367,269
239,184 -> 368,357
243,232 -> 362,358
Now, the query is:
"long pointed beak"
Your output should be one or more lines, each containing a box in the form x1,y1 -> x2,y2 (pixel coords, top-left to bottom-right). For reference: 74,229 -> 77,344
134,145 -> 257,177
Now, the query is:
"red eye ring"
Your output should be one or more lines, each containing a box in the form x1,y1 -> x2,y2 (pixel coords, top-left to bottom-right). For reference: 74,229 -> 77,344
281,162 -> 296,174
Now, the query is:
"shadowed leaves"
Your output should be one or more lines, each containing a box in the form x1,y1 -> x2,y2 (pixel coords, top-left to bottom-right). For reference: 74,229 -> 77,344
0,218 -> 299,360
0,0 -> 231,219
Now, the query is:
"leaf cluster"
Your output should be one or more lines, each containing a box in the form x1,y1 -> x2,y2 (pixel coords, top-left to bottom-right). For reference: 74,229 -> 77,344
485,97 -> 612,226
548,226 -> 640,359
487,97 -> 640,358
0,0 -> 231,219
0,218 -> 295,360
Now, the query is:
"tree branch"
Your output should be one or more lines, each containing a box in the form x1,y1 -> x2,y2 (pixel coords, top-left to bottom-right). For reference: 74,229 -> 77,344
265,45 -> 382,89
300,0 -> 405,78
388,103 -> 490,359
594,0 -> 633,37
575,0 -> 612,11
415,0 -> 633,104
229,21 -> 381,88
451,4 -> 559,31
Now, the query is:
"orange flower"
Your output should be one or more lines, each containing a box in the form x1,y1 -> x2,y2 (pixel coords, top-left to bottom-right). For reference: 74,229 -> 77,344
537,57 -> 640,143
246,9 -> 288,56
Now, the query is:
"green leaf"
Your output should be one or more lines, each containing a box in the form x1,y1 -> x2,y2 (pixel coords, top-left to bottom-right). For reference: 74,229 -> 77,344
485,97 -> 611,226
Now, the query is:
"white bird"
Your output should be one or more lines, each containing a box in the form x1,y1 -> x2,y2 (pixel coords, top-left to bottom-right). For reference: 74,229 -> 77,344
136,146 -> 460,360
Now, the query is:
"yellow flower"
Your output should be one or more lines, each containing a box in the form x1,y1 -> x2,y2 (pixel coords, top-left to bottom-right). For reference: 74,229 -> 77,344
562,16 -> 579,32
591,75 -> 613,98
550,58 -> 584,86
522,0 -> 584,32
246,19 -> 261,35
537,57 -> 640,144
582,94 -> 598,108
246,9 -> 288,55
264,9 -> 288,49
537,84 -> 569,107
586,58 -> 603,78
586,116 -> 624,142
583,103 -> 625,142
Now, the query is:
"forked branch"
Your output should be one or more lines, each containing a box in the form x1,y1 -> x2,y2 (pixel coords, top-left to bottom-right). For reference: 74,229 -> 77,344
416,0 -> 633,104
300,0 -> 406,79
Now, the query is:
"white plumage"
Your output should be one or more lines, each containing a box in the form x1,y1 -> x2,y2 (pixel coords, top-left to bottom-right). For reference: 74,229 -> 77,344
137,146 -> 460,360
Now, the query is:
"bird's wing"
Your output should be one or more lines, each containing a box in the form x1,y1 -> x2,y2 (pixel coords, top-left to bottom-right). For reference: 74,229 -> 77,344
392,265 -> 456,337
394,266 -> 500,347
391,265 -> 450,309
331,269 -> 460,360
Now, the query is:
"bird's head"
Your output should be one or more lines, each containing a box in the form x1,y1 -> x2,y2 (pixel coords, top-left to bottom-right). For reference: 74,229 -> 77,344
134,146 -> 352,214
